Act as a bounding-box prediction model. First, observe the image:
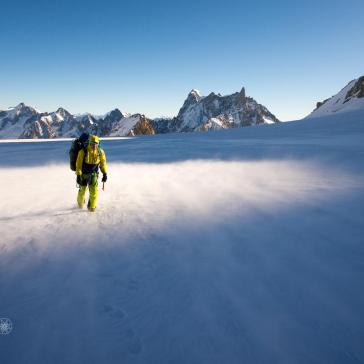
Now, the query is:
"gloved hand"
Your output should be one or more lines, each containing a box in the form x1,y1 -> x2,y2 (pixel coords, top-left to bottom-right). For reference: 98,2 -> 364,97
102,174 -> 107,182
77,175 -> 82,185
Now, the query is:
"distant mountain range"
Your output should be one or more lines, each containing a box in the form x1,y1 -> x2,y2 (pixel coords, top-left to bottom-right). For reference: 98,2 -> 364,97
1,76 -> 363,139
307,75 -> 364,118
0,87 -> 279,139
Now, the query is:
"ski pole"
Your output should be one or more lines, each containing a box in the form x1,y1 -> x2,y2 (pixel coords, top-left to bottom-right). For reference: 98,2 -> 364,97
102,182 -> 105,191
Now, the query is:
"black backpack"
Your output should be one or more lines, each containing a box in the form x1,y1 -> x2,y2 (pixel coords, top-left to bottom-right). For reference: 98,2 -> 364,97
69,133 -> 89,171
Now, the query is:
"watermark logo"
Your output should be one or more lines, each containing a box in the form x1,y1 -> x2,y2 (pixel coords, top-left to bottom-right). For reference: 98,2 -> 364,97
0,318 -> 13,335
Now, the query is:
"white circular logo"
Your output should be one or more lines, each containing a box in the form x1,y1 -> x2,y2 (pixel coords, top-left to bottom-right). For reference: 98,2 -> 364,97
0,318 -> 13,335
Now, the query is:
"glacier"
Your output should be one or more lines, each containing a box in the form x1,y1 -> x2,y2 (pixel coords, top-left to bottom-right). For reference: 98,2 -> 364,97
0,109 -> 363,363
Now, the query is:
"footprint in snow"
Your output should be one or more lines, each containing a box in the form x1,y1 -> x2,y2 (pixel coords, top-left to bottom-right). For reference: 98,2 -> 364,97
100,304 -> 143,355
125,328 -> 143,355
127,277 -> 139,291
101,304 -> 126,320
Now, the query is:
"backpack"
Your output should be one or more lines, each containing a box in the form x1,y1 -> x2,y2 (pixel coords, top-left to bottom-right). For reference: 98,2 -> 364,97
69,133 -> 89,171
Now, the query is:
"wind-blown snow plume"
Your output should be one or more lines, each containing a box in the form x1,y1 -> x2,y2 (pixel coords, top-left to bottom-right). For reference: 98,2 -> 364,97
1,160 -> 361,252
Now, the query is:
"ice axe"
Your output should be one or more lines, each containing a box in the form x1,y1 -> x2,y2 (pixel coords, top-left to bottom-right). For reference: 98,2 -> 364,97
101,174 -> 107,191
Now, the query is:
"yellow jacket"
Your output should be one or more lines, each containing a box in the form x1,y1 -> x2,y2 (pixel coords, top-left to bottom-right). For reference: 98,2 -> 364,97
76,145 -> 107,176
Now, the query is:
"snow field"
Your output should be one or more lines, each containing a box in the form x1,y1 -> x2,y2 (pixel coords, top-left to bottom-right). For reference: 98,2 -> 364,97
1,112 -> 364,363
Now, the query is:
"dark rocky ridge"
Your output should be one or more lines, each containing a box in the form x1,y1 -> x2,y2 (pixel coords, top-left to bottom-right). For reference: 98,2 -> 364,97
345,76 -> 364,100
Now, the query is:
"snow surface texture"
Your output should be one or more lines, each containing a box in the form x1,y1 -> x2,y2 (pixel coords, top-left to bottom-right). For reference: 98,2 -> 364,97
0,110 -> 364,363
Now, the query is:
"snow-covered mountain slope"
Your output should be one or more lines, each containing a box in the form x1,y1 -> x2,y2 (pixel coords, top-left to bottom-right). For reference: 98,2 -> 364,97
0,103 -> 41,138
108,114 -> 155,136
307,75 -> 364,118
158,87 -> 279,133
0,103 -> 154,138
0,109 -> 363,364
0,87 -> 278,138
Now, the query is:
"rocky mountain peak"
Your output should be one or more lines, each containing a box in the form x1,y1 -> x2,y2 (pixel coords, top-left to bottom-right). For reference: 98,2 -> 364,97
173,86 -> 278,132
239,87 -> 246,98
55,107 -> 71,118
8,102 -> 39,118
105,108 -> 124,120
176,89 -> 203,120
15,102 -> 26,110
237,86 -> 247,106
189,89 -> 201,98
345,76 -> 364,100
187,89 -> 202,103
14,102 -> 35,112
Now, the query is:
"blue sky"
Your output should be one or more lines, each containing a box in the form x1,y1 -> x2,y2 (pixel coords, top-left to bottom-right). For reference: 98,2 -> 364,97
0,0 -> 363,120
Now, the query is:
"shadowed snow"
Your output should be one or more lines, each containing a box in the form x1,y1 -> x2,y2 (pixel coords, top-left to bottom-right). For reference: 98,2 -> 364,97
0,112 -> 364,364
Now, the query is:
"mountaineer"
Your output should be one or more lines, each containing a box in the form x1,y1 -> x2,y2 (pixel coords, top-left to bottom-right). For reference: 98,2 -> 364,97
74,134 -> 107,212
